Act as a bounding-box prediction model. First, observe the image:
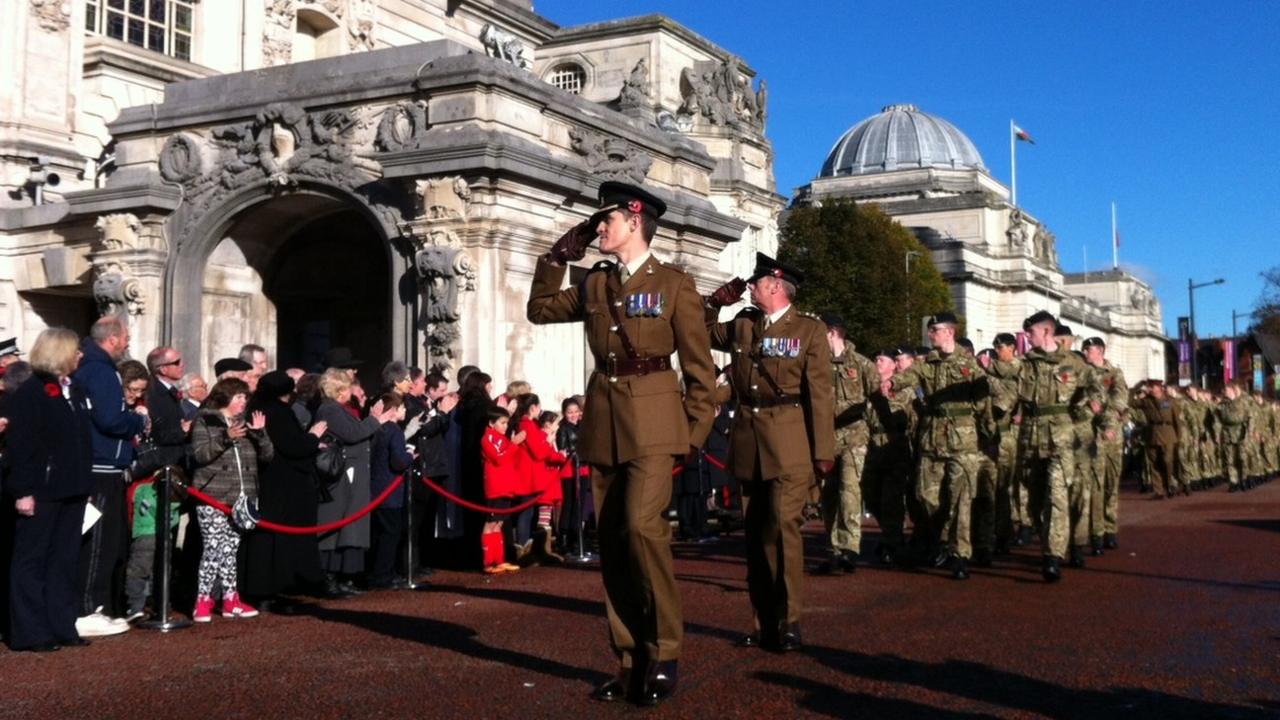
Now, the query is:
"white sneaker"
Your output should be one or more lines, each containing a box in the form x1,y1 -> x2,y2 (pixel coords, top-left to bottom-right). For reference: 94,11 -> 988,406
75,611 -> 129,637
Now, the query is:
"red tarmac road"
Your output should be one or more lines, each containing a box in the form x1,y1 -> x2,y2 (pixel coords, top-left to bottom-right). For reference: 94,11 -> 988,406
3,482 -> 1278,719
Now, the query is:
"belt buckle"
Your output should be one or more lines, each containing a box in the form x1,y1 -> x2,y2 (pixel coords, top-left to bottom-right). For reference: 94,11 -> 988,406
605,357 -> 619,376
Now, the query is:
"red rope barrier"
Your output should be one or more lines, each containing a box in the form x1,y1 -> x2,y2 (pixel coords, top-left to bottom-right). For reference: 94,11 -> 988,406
182,475 -> 404,535
670,453 -> 729,476
417,475 -> 542,515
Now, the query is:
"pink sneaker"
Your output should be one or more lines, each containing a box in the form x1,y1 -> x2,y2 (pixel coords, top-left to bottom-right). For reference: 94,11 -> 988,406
193,595 -> 214,623
221,592 -> 259,619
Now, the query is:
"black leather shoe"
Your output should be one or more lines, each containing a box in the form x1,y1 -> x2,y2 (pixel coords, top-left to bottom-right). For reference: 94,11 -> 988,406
1103,533 -> 1118,550
1042,556 -> 1062,583
932,547 -> 952,568
60,637 -> 91,647
778,622 -> 803,652
1069,546 -> 1086,568
638,661 -> 678,707
1017,527 -> 1034,546
1090,538 -> 1104,557
24,642 -> 61,653
972,548 -> 993,567
951,556 -> 970,580
737,631 -> 781,651
811,556 -> 840,575
837,550 -> 858,573
590,666 -> 632,703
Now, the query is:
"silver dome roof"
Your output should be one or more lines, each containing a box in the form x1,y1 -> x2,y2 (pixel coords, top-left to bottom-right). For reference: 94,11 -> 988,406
820,104 -> 986,177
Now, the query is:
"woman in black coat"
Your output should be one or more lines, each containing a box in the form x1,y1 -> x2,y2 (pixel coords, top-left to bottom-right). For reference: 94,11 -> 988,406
242,371 -> 328,609
6,328 -> 94,651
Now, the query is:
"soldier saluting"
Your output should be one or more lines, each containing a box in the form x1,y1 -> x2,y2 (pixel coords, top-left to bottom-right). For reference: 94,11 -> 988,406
703,253 -> 835,652
527,181 -> 717,707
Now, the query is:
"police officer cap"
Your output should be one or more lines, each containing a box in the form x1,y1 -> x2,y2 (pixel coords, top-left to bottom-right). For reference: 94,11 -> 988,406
1022,310 -> 1057,331
214,357 -> 253,376
993,332 -> 1017,348
819,313 -> 846,331
1082,336 -> 1106,350
0,337 -> 19,357
1055,323 -> 1074,338
594,181 -> 666,222
927,312 -> 958,328
747,252 -> 804,286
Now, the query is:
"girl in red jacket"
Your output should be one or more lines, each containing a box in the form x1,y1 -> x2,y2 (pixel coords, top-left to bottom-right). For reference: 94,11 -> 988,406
481,406 -> 524,574
515,395 -> 568,565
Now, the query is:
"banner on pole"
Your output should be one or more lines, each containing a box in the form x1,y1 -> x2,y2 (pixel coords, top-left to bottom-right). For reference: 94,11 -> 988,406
1177,317 -> 1192,387
1253,355 -> 1264,392
1222,339 -> 1235,383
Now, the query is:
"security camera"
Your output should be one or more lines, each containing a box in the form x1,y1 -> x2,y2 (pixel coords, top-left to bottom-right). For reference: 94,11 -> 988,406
45,172 -> 60,187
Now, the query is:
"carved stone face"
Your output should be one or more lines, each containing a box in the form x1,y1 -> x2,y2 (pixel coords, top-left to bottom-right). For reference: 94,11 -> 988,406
270,122 -> 295,162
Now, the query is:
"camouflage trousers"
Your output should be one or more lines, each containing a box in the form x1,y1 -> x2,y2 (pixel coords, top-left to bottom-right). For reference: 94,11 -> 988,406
1177,440 -> 1199,490
865,441 -> 911,552
1025,451 -> 1073,559
1069,444 -> 1092,547
1223,442 -> 1246,486
1090,440 -> 1123,536
916,451 -> 980,560
822,444 -> 866,554
971,449 -> 999,553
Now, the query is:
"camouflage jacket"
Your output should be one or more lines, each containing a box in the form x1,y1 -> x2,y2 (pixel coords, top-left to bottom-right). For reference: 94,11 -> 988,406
831,343 -> 879,451
891,348 -> 989,456
1012,345 -> 1097,460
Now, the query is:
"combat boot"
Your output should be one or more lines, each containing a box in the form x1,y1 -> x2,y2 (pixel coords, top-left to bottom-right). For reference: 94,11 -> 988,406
1090,537 -> 1104,557
1103,532 -> 1118,549
1068,545 -> 1086,568
1042,556 -> 1062,583
972,548 -> 993,567
951,556 -> 969,581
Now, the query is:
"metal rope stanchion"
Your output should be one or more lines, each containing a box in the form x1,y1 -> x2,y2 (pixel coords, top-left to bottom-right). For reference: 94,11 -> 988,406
406,462 -> 431,591
140,466 -> 192,632
565,453 -> 596,563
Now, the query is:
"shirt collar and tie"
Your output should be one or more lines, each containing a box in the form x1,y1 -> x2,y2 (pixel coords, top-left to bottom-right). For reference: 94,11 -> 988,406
764,304 -> 791,329
617,250 -> 652,285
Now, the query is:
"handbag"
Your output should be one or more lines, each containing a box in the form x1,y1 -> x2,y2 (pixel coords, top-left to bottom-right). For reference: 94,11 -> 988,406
229,443 -> 260,532
315,433 -> 347,484
132,433 -> 167,478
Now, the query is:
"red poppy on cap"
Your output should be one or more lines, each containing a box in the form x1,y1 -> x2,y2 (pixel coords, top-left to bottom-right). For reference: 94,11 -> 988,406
772,268 -> 783,278
628,199 -> 643,214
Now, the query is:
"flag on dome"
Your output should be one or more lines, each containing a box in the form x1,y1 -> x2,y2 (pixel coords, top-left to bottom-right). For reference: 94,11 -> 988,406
1013,124 -> 1035,144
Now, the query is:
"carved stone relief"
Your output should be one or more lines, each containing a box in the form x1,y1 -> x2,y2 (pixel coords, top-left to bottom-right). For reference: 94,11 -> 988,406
30,0 -> 70,32
677,59 -> 767,131
91,214 -> 146,317
479,23 -> 531,70
568,127 -> 652,184
375,101 -> 427,152
347,0 -> 375,51
616,59 -> 649,110
412,230 -> 477,372
1006,208 -> 1029,248
263,0 -> 295,67
416,177 -> 471,221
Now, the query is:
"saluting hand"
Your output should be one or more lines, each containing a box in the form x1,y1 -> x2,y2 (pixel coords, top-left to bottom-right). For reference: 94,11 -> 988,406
548,219 -> 597,265
707,277 -> 748,309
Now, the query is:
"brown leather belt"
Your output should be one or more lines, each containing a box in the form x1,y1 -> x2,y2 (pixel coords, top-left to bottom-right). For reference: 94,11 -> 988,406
746,397 -> 800,410
604,356 -> 671,377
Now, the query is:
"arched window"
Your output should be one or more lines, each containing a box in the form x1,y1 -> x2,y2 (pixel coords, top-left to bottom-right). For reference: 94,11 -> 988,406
85,0 -> 195,61
294,9 -> 343,62
546,63 -> 587,95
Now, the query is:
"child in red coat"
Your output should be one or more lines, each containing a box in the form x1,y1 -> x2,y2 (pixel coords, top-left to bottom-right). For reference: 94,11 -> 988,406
481,407 -> 525,574
518,409 -> 568,564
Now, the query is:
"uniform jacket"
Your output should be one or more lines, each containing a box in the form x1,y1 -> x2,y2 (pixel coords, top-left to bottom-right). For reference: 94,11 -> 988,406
1092,361 -> 1129,444
1011,346 -> 1095,460
867,382 -> 914,451
831,344 -> 878,450
708,305 -> 835,480
1136,395 -> 1179,448
481,426 -> 520,499
3,373 -> 94,500
892,348 -> 989,457
190,409 -> 274,504
986,357 -> 1023,437
1218,396 -> 1252,444
527,254 -> 717,465
73,340 -> 146,469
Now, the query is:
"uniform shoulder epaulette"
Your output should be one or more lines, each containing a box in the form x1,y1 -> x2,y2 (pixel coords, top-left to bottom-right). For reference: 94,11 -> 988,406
799,311 -> 820,320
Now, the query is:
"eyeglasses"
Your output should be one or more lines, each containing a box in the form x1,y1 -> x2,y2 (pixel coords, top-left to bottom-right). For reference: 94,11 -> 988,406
158,357 -> 184,367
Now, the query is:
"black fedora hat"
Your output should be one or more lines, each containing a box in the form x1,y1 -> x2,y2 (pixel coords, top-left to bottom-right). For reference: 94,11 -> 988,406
321,347 -> 363,370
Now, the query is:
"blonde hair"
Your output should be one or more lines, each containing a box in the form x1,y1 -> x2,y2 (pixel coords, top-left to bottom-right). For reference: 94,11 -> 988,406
28,328 -> 80,376
505,380 -> 531,397
319,367 -> 353,400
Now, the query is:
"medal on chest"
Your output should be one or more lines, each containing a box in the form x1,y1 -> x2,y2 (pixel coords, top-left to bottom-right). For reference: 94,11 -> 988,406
762,337 -> 801,358
625,292 -> 664,318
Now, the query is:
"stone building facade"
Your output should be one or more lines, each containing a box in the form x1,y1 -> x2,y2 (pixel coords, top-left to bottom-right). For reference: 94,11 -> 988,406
0,0 -> 782,401
794,104 -> 1166,384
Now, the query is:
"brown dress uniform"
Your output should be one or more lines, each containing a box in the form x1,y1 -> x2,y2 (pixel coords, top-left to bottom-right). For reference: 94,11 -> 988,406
708,305 -> 834,636
1137,393 -> 1179,496
527,252 -> 716,666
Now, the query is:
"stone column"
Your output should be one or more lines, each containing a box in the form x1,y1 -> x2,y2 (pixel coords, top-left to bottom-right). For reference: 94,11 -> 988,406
403,176 -> 478,375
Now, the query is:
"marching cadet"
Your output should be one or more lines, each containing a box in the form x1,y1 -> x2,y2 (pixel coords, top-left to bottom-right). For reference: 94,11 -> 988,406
704,253 -> 834,651
526,181 -> 717,707
1052,324 -> 1097,569
1136,380 -> 1179,499
985,333 -> 1029,550
1081,337 -> 1128,552
1220,382 -> 1252,491
890,312 -> 988,580
865,348 -> 916,566
1168,386 -> 1197,496
813,313 -> 878,575
1009,311 -> 1096,582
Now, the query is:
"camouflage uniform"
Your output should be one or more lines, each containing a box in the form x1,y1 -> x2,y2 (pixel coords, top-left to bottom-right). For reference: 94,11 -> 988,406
1174,395 -> 1200,493
970,401 -> 1000,557
1012,346 -> 1095,561
865,382 -> 916,558
822,345 -> 878,559
1220,394 -> 1251,488
1069,395 -> 1096,548
986,356 -> 1028,543
1088,362 -> 1128,538
892,349 -> 988,561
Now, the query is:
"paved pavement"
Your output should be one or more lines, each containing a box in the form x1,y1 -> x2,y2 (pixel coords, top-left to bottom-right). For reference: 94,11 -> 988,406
3,481 -> 1278,719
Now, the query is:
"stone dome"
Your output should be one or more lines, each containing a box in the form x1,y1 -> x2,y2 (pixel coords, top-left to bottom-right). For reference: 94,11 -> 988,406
820,104 -> 986,177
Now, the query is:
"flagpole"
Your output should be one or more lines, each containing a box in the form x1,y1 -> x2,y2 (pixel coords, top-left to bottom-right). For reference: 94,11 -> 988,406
1084,245 -> 1089,283
1010,119 -> 1017,207
1111,201 -> 1118,269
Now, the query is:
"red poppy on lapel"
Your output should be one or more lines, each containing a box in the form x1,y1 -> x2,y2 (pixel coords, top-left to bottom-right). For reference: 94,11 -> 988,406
44,383 -> 61,398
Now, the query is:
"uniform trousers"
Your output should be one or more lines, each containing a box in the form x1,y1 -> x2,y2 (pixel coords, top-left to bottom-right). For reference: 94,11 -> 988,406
79,468 -> 128,617
742,468 -> 809,633
971,449 -> 998,553
592,454 -> 682,665
1090,440 -> 1123,536
10,497 -> 85,649
865,441 -> 910,553
1025,451 -> 1073,559
998,430 -> 1029,535
916,451 -> 979,559
1145,443 -> 1175,495
1069,442 -> 1093,547
821,443 -> 866,555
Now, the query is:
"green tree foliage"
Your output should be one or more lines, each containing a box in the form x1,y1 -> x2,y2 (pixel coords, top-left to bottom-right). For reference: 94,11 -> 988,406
1254,266 -> 1280,336
779,200 -> 953,352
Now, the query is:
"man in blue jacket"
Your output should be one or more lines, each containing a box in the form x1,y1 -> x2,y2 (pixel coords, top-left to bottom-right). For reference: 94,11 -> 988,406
72,315 -> 146,636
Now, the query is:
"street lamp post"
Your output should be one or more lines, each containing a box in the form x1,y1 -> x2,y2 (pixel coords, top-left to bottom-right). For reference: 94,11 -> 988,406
1231,309 -> 1251,381
1188,277 -> 1225,386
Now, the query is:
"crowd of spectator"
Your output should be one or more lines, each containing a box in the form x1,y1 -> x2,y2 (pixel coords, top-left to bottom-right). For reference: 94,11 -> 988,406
0,320 -> 738,650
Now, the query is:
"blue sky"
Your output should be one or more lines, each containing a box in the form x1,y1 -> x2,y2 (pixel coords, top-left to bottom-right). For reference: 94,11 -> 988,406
536,0 -> 1279,338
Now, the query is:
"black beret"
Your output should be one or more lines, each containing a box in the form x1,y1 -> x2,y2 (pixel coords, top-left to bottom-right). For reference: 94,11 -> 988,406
747,252 -> 805,286
214,358 -> 253,376
914,346 -> 932,357
993,332 -> 1017,348
594,181 -> 666,222
1055,323 -> 1074,337
819,313 -> 846,331
927,312 -> 958,327
1022,310 -> 1057,331
1082,336 -> 1106,350
957,337 -> 975,352
874,348 -> 897,360
257,369 -> 295,397
894,346 -> 913,358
